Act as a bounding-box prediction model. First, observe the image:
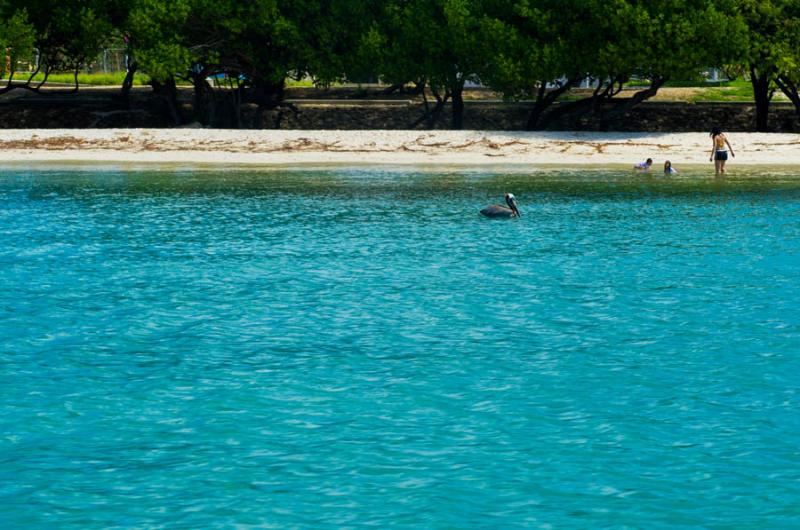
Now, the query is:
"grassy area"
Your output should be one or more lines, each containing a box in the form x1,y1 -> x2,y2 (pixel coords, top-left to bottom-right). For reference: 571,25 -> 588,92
560,79 -> 762,103
2,72 -> 782,104
686,80 -> 755,102
11,71 -> 150,86
662,79 -> 745,88
619,78 -> 760,102
7,72 -> 330,89
285,78 -> 317,88
689,88 -> 752,102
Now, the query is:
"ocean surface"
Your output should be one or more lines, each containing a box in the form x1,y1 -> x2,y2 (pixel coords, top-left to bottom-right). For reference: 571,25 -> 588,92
1,166 -> 799,528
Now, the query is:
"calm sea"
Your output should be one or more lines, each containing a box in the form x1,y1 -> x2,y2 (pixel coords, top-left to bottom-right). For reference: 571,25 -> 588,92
1,166 -> 799,528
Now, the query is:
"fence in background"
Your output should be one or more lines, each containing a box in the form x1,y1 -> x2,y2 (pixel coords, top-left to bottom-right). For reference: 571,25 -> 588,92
12,48 -> 130,75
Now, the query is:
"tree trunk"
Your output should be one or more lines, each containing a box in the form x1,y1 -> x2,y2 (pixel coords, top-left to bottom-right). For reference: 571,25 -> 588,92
151,78 -> 181,126
451,84 -> 464,130
249,78 -> 286,110
410,81 -> 449,128
526,80 -> 575,130
0,63 -> 43,94
750,65 -> 772,132
412,80 -> 432,128
537,77 -> 620,129
120,60 -> 137,105
68,66 -> 80,94
245,79 -> 290,128
598,76 -> 667,130
775,75 -> 800,121
33,64 -> 51,91
192,73 -> 215,126
537,93 -> 598,130
378,83 -> 404,96
232,85 -> 243,128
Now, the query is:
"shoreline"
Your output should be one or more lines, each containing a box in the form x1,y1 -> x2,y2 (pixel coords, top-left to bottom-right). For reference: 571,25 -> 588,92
1,129 -> 799,167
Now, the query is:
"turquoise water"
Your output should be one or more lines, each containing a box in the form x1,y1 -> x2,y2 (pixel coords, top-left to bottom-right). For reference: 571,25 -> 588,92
1,166 -> 799,528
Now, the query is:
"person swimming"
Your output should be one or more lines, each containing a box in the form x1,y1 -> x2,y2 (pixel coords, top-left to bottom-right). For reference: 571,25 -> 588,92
634,158 -> 653,170
664,160 -> 677,174
709,126 -> 735,175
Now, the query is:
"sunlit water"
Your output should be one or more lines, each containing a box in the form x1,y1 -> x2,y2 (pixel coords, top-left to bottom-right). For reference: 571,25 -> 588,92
1,166 -> 799,528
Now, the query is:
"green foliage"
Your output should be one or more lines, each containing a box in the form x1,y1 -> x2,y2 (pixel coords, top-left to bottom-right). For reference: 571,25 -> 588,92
128,0 -> 192,82
3,0 -> 800,128
479,0 -> 591,99
22,0 -> 115,74
737,0 -> 800,127
128,0 -> 339,89
365,0 -> 487,89
0,9 -> 36,79
360,0 -> 491,126
476,0 -> 750,128
483,0 -> 746,99
291,0 -> 378,86
743,0 -> 800,81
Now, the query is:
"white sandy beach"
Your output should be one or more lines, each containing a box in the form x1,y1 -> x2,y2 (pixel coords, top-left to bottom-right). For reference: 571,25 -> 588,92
1,129 -> 799,166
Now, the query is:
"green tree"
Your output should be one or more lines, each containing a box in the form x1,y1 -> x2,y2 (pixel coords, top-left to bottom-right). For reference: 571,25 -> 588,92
129,0 -> 292,125
596,0 -> 746,128
740,0 -> 800,129
483,0 -> 746,130
129,0 -> 372,126
126,0 -> 193,123
773,2 -> 800,121
366,0 -> 490,129
0,9 -> 36,91
479,0 -> 598,129
16,0 -> 114,91
291,0 -> 379,87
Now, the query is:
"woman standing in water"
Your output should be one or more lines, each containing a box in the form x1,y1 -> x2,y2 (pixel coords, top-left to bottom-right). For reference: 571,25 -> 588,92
709,126 -> 735,175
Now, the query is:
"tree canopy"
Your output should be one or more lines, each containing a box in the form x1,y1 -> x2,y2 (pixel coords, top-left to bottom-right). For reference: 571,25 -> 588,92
1,0 -> 800,129
481,0 -> 747,128
738,0 -> 800,129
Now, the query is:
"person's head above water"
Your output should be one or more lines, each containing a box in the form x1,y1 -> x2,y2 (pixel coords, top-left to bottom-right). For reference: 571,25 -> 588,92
645,158 -> 653,165
664,160 -> 673,173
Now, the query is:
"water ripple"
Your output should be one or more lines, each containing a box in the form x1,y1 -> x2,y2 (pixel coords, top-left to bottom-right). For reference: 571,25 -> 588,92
1,168 -> 799,527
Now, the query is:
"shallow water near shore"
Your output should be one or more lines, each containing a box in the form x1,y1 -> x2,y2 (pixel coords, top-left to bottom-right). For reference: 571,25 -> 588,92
2,167 -> 799,527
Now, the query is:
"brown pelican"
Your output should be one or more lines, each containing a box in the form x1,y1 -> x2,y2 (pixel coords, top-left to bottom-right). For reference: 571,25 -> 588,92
480,193 -> 520,218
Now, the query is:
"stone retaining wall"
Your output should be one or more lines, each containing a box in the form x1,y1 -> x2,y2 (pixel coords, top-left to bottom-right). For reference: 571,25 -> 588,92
1,93 -> 798,132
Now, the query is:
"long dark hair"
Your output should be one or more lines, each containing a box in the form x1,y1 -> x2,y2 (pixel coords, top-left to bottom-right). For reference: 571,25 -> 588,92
710,126 -> 722,138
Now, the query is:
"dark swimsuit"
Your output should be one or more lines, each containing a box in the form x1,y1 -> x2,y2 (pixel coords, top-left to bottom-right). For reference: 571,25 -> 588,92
714,136 -> 728,161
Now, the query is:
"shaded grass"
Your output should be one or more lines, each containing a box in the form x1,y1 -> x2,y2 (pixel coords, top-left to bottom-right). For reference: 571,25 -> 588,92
558,79 -> 758,103
2,73 -> 775,104
688,83 -> 754,103
621,79 -> 758,102
663,79 -> 749,88
14,71 -> 150,86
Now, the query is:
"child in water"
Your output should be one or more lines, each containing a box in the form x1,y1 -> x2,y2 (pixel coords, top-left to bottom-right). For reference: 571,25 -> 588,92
664,160 -> 677,174
634,158 -> 653,170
